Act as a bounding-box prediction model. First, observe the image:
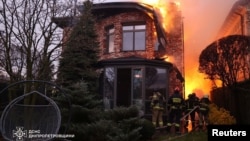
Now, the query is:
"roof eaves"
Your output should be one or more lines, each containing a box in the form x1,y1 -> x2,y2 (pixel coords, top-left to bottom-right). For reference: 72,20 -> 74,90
216,0 -> 249,38
99,56 -> 173,68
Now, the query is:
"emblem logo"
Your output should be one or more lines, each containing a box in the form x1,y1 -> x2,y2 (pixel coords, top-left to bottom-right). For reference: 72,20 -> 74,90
13,127 -> 27,141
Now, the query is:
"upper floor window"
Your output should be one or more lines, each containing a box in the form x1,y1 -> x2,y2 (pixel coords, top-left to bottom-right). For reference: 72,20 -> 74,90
105,25 -> 115,53
122,23 -> 146,51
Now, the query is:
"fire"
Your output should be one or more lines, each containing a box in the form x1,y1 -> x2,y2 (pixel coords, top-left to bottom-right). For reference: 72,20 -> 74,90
141,0 -> 159,5
141,0 -> 181,32
140,0 -> 211,98
184,61 -> 211,99
163,55 -> 174,62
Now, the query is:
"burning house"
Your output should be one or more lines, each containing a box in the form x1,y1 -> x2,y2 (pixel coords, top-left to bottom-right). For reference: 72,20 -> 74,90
53,1 -> 184,118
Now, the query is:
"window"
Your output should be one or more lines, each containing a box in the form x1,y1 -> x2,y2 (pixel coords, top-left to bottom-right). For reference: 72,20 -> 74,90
122,24 -> 146,51
132,68 -> 144,116
133,68 -> 142,99
106,26 -> 115,53
145,67 -> 167,115
103,67 -> 115,109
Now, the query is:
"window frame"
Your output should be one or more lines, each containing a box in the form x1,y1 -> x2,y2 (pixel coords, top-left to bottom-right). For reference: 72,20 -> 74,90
122,22 -> 146,51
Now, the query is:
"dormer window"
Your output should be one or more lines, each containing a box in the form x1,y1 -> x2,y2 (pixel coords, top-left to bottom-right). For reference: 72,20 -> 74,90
122,23 -> 146,51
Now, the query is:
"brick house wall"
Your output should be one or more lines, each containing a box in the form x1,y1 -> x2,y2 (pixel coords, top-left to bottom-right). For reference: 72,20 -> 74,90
95,10 -> 184,94
96,11 -> 157,60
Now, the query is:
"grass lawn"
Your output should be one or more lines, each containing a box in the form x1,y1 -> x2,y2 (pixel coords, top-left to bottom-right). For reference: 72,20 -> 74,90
152,131 -> 208,141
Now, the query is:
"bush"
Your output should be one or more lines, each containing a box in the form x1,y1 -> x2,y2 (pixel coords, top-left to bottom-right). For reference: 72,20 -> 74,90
67,106 -> 155,141
103,106 -> 139,122
136,118 -> 155,141
208,103 -> 236,124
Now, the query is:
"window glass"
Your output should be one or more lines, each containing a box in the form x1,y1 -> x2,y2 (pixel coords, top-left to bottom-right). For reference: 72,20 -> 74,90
106,26 -> 115,53
109,28 -> 114,33
145,67 -> 167,115
133,68 -> 142,99
135,31 -> 145,50
135,25 -> 146,30
122,24 -> 146,51
108,28 -> 115,53
132,68 -> 144,116
123,25 -> 133,30
123,32 -> 133,51
108,34 -> 115,53
103,67 -> 115,110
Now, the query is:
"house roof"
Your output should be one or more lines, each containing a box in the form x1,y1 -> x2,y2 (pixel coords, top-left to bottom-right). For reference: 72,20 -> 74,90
84,2 -> 155,18
216,0 -> 249,38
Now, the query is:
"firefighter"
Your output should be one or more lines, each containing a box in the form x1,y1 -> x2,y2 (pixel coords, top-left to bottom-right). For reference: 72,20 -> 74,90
151,90 -> 165,128
184,93 -> 200,131
198,94 -> 211,130
166,87 -> 185,134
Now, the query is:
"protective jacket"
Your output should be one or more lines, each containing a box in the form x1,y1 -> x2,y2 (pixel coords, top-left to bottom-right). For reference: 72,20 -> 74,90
166,89 -> 185,133
151,92 -> 164,110
199,97 -> 210,112
185,94 -> 199,111
168,92 -> 185,110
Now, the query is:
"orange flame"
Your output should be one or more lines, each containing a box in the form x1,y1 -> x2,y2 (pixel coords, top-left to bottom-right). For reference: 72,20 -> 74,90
141,0 -> 181,32
140,0 -> 211,98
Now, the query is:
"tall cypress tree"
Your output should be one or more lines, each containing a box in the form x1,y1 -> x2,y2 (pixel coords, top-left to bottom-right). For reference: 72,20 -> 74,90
57,0 -> 100,95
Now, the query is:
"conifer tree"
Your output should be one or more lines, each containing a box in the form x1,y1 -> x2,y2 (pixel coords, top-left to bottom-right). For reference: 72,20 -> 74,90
57,0 -> 100,95
54,1 -> 103,140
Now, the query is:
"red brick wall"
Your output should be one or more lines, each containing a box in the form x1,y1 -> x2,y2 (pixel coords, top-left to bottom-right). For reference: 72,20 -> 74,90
95,11 -> 158,60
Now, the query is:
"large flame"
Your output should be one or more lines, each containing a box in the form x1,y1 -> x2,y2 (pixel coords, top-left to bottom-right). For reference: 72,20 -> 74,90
141,0 -> 181,32
184,61 -> 211,99
140,0 -> 211,98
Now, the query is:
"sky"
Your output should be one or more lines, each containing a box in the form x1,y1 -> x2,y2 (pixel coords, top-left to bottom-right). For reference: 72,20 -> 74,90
89,0 -> 238,97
